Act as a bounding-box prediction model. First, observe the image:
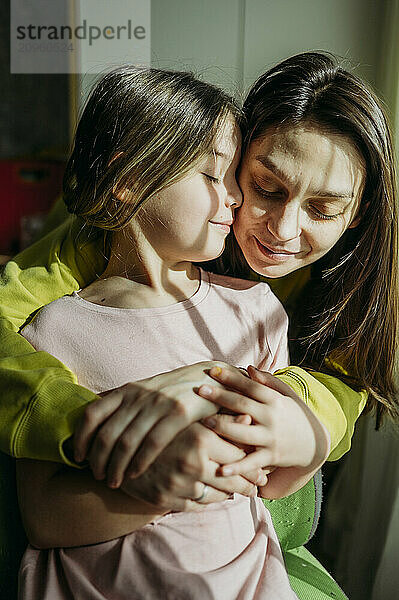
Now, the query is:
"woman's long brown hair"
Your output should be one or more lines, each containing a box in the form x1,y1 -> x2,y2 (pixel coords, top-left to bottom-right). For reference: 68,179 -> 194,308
219,52 -> 399,424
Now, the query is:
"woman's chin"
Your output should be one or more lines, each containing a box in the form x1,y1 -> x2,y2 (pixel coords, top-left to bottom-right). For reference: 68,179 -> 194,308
247,256 -> 298,279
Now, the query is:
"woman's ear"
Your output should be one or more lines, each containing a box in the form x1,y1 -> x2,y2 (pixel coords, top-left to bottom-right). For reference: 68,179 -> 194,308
348,201 -> 369,229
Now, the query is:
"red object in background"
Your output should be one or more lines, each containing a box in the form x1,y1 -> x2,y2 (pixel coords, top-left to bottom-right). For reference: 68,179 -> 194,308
0,159 -> 65,255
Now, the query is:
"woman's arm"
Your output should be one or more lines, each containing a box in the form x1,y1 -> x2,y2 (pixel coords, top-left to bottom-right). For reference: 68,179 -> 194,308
0,216 -> 103,463
273,366 -> 367,461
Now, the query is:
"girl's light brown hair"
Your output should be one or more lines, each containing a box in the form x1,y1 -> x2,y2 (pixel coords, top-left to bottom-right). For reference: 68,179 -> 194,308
224,51 -> 398,424
63,66 -> 242,230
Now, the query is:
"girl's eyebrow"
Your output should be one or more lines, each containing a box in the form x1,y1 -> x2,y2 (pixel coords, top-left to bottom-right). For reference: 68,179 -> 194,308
209,149 -> 233,162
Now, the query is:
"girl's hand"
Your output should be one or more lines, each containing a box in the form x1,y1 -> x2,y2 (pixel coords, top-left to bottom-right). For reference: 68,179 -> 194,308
73,361 -> 241,488
120,422 -> 266,511
198,365 -> 331,497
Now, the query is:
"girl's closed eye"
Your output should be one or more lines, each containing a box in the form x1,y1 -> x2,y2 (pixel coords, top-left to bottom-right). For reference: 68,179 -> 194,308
202,173 -> 221,185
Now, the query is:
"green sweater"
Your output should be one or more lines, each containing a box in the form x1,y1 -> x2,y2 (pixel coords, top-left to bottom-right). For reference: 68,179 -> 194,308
0,215 -> 366,465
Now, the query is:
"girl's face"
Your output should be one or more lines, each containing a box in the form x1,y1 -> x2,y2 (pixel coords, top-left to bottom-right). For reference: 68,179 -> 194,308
234,124 -> 365,278
136,119 -> 242,264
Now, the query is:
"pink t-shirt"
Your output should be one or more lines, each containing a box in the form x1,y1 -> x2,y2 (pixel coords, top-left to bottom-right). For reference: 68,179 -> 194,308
19,269 -> 297,599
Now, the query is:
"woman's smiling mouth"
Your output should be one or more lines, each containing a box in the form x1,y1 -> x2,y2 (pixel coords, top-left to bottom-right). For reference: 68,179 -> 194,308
254,237 -> 302,261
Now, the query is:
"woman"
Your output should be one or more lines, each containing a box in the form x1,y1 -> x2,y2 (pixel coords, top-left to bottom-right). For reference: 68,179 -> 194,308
0,52 -> 397,598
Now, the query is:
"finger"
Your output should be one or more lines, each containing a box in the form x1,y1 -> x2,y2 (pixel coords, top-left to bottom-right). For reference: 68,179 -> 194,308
209,366 -> 274,400
220,449 -> 274,476
73,391 -> 123,463
198,384 -> 264,422
186,481 -> 229,505
127,409 -> 199,480
242,468 -> 268,486
87,401 -> 144,480
235,414 -> 252,424
195,458 -> 257,497
247,365 -> 300,399
202,413 -> 252,427
202,414 -> 267,446
106,407 -> 182,487
171,488 -> 230,511
200,428 -> 247,465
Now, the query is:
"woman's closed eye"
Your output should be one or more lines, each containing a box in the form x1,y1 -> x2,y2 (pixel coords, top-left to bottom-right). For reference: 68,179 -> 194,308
252,181 -> 345,221
252,181 -> 284,198
308,204 -> 343,220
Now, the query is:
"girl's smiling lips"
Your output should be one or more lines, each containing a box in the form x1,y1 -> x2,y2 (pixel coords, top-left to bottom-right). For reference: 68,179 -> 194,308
254,236 -> 302,261
209,219 -> 234,233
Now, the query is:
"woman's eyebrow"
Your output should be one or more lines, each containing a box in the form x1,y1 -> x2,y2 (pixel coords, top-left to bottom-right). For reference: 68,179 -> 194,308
255,155 -> 354,200
255,155 -> 288,182
312,190 -> 354,200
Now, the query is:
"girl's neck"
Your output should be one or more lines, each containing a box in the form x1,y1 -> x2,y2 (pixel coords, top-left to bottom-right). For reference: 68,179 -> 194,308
79,230 -> 201,309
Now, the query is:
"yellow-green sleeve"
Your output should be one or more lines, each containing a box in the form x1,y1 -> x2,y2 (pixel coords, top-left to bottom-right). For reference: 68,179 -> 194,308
274,366 -> 367,460
0,217 -> 105,465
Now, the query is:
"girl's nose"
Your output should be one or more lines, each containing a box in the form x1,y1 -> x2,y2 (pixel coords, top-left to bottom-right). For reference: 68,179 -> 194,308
225,179 -> 243,209
267,202 -> 301,241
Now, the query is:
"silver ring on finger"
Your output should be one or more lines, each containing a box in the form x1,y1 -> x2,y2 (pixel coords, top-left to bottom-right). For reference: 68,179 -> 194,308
192,484 -> 208,503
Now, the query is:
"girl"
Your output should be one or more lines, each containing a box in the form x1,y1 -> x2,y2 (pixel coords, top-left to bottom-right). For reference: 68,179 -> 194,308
16,66 -> 301,599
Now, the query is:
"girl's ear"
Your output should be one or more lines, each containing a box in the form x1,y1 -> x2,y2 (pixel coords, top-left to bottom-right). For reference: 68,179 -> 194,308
108,152 -> 133,203
113,187 -> 131,202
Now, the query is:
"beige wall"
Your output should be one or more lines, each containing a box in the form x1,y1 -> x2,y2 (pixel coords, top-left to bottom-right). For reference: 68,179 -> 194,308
78,0 -> 387,106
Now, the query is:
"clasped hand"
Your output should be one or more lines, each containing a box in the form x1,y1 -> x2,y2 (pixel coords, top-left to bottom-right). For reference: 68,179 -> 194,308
73,361 -> 330,509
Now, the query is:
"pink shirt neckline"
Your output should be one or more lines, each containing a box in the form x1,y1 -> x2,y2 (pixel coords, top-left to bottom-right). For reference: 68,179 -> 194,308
72,268 -> 211,316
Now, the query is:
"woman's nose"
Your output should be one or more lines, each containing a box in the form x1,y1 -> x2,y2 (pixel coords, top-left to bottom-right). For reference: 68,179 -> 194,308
267,201 -> 301,241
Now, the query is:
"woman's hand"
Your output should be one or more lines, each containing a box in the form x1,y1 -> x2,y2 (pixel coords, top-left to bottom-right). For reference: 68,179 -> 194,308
198,365 -> 331,498
120,422 -> 267,511
73,361 -> 243,488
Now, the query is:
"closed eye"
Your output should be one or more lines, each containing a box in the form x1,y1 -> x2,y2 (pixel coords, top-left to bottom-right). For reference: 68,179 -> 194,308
308,205 -> 343,220
252,181 -> 283,198
202,173 -> 221,184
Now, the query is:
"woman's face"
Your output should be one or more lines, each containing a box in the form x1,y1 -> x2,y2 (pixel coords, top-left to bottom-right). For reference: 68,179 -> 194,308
234,124 -> 365,278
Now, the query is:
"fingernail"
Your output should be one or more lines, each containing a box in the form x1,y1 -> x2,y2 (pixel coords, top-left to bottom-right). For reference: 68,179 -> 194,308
210,367 -> 222,376
203,417 -> 216,427
199,385 -> 213,397
222,466 -> 233,476
108,480 -> 119,489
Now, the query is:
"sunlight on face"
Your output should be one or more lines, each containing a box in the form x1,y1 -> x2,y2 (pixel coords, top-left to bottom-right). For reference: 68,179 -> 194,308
136,118 -> 242,265
234,124 -> 365,278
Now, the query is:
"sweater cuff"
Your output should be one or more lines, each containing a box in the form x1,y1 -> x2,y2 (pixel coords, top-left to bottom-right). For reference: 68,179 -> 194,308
273,366 -> 347,460
13,377 -> 98,467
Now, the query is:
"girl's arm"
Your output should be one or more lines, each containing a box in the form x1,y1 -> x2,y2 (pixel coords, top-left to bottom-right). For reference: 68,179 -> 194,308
16,422 -> 260,549
16,458 -> 163,549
